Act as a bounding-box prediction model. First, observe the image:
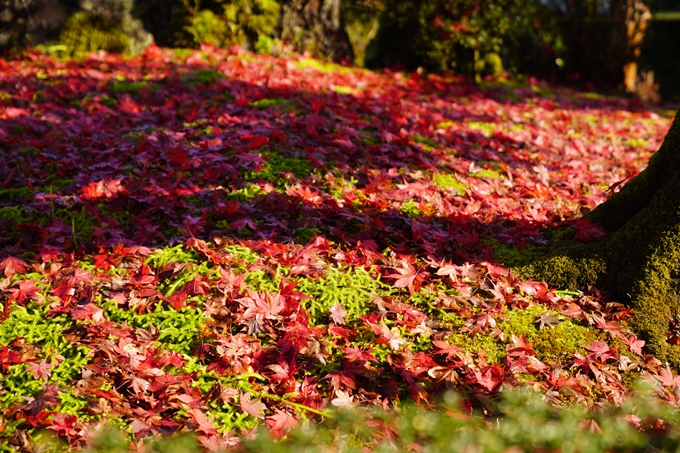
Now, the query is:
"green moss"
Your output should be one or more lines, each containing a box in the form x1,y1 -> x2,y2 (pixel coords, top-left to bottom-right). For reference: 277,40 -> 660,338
250,98 -> 294,110
102,301 -> 207,355
186,10 -> 229,46
433,173 -> 468,196
110,79 -> 150,94
443,305 -> 600,366
227,183 -> 268,201
59,12 -> 130,56
446,328 -> 504,363
146,244 -> 199,269
295,266 -> 391,325
472,168 -> 504,179
332,86 -> 355,95
223,0 -> 281,49
0,305 -> 73,350
244,268 -> 283,293
224,244 -> 260,264
468,121 -> 495,137
499,305 -> 599,364
244,150 -> 314,188
295,58 -> 366,75
183,68 -> 224,85
0,206 -> 29,224
412,135 -> 442,150
400,199 -> 427,219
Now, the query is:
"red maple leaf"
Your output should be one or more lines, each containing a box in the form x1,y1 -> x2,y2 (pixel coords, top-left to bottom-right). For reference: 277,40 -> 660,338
240,392 -> 266,419
266,410 -> 299,439
621,334 -> 645,356
573,219 -> 610,243
433,340 -> 464,360
0,256 -> 29,279
238,290 -> 286,321
8,280 -> 39,304
387,262 -> 424,295
27,359 -> 52,381
473,364 -> 503,391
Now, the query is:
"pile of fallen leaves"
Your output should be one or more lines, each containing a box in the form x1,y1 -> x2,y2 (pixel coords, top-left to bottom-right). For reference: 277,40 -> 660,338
0,45 -> 678,451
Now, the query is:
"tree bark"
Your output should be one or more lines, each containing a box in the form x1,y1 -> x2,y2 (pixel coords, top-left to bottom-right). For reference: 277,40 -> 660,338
622,0 -> 652,93
517,109 -> 680,368
279,0 -> 354,63
0,0 -> 79,50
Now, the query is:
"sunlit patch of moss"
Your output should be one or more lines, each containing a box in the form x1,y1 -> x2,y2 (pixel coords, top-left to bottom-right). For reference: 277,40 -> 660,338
244,267 -> 284,293
400,200 -> 428,219
295,266 -> 391,325
1,364 -> 47,406
224,244 -> 260,265
0,305 -> 73,350
295,58 -> 365,75
582,92 -> 608,100
498,304 -> 600,364
227,182 -> 268,201
441,304 -> 601,366
433,173 -> 468,196
56,388 -> 90,417
407,330 -> 434,353
471,168 -> 504,179
468,121 -> 495,137
332,86 -> 355,95
627,138 -> 648,148
446,330 -> 505,364
145,244 -> 199,269
172,48 -> 193,59
102,301 -> 207,355
250,98 -> 294,110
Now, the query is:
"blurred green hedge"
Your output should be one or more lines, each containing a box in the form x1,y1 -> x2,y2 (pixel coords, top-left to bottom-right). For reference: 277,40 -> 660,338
18,386 -> 680,453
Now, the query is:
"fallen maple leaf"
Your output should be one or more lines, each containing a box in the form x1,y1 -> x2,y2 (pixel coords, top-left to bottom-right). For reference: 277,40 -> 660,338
534,312 -> 563,329
240,392 -> 266,419
329,303 -> 347,325
0,256 -> 28,279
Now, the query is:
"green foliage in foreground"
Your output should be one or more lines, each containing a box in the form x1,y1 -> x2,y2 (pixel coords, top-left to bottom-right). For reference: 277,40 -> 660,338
21,386 -> 680,453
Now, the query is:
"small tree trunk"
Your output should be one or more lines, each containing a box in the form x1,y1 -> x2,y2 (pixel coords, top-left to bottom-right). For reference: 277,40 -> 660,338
623,0 -> 652,93
279,0 -> 354,63
519,109 -> 680,367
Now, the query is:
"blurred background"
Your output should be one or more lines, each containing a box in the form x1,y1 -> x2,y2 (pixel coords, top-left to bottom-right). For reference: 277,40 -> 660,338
0,0 -> 678,102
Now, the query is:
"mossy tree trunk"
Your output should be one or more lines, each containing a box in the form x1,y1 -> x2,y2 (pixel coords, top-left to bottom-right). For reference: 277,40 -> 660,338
519,109 -> 680,367
279,0 -> 354,63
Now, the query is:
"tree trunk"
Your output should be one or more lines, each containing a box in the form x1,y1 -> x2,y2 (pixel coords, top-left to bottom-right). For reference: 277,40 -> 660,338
0,0 -> 79,50
517,109 -> 680,368
622,0 -> 652,93
279,0 -> 354,63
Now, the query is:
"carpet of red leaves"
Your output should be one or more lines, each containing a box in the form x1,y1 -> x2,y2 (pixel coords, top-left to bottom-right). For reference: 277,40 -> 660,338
0,45 -> 678,450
